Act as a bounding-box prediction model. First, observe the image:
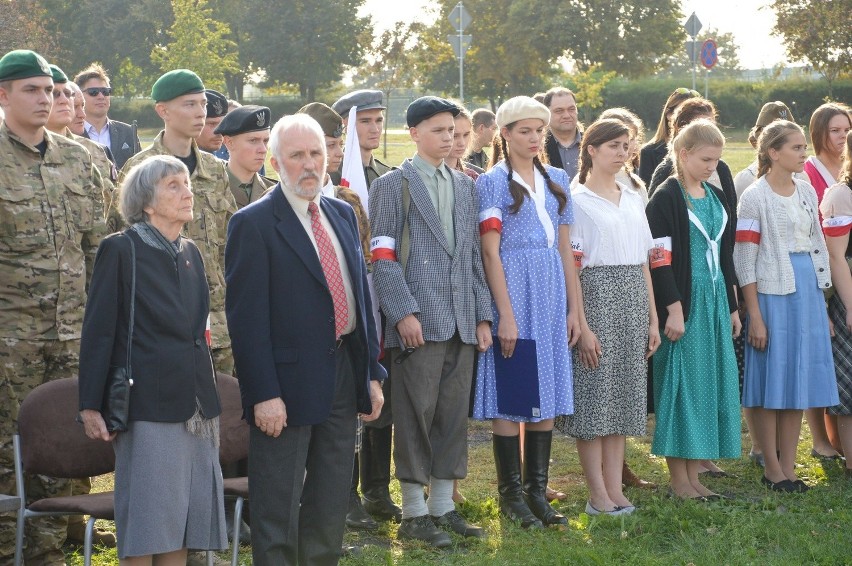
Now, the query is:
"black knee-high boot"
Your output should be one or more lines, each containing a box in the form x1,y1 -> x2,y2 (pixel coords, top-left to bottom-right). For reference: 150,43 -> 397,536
492,434 -> 543,529
345,454 -> 377,530
360,425 -> 402,521
523,430 -> 567,525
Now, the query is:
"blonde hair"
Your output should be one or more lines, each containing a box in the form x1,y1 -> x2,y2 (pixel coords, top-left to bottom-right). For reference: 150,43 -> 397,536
671,119 -> 725,182
756,120 -> 804,178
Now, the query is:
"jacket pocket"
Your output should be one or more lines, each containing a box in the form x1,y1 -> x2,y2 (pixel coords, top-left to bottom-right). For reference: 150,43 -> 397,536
0,184 -> 51,251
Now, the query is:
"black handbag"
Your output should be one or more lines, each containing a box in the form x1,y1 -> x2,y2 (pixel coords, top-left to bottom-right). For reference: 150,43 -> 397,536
101,234 -> 136,432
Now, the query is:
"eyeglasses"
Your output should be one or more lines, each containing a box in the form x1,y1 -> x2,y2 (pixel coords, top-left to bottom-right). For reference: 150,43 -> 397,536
84,87 -> 112,97
673,88 -> 700,97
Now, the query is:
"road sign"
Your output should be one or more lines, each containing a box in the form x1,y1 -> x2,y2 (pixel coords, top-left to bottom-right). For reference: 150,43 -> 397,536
684,12 -> 702,37
700,39 -> 718,69
448,34 -> 472,59
448,3 -> 471,31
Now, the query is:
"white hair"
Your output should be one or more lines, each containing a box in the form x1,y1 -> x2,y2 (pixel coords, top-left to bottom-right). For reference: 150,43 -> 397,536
269,113 -> 327,164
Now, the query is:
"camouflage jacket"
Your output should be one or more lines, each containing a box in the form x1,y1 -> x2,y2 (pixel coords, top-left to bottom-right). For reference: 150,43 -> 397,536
0,123 -> 107,340
119,131 -> 237,350
66,129 -> 118,231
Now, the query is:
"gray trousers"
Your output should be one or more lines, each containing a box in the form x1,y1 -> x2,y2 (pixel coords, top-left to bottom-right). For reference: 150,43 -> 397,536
248,340 -> 357,566
391,334 -> 475,485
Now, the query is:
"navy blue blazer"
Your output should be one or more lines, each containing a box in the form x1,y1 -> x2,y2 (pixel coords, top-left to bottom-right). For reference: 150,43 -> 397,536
225,184 -> 385,426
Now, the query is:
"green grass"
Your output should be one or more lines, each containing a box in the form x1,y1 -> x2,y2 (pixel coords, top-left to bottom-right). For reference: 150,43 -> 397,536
66,417 -> 852,566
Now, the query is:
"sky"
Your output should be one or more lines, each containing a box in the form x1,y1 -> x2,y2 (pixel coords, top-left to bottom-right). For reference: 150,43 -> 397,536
360,0 -> 789,71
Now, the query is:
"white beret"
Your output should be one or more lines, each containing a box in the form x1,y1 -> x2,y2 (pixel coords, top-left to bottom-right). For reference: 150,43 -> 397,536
496,96 -> 551,128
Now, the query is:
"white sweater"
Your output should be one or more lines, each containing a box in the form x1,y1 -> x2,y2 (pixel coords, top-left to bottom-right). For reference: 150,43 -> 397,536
734,176 -> 831,294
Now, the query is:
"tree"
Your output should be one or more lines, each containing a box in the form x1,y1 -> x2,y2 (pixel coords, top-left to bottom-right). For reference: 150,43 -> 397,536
567,65 -> 617,124
531,0 -> 685,78
415,0 -> 561,108
660,28 -> 742,78
0,0 -> 58,58
151,0 -> 240,92
238,0 -> 371,101
772,0 -> 852,97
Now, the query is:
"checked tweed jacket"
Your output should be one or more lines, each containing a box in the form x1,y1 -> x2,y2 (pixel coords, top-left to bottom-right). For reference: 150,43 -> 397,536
369,159 -> 492,349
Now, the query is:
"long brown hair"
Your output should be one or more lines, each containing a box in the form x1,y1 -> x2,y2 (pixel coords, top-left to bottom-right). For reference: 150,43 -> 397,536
809,102 -> 852,156
577,119 -> 630,185
756,120 -> 804,178
648,88 -> 701,144
491,125 -> 568,215
670,98 -> 716,140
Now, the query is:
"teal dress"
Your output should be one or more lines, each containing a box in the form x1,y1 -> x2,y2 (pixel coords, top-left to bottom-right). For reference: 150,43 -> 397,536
651,186 -> 741,459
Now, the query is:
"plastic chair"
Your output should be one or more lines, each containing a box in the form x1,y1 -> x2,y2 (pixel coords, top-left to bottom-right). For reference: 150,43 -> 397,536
13,377 -> 115,566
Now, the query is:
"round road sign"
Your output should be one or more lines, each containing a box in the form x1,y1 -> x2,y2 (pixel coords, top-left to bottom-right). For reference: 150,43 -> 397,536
701,39 -> 718,69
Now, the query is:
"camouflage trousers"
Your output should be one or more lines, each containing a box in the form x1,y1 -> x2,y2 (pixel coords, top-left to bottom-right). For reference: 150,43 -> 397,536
212,346 -> 234,377
0,338 -> 79,565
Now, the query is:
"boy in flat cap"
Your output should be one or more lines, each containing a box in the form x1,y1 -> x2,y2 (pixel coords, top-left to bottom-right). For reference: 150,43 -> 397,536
119,69 -> 238,376
197,89 -> 229,154
331,89 -> 391,188
216,105 -> 276,208
369,96 -> 493,547
0,49 -> 108,565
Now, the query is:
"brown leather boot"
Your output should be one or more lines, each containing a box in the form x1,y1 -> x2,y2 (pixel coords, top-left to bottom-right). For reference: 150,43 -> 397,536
622,461 -> 656,489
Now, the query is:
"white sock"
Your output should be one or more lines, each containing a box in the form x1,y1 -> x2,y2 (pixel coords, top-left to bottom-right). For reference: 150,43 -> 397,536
400,481 -> 428,519
427,477 -> 455,517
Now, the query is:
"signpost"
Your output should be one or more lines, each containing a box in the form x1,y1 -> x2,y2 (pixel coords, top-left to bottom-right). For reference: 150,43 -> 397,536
684,12 -> 702,91
447,2 -> 471,103
700,39 -> 718,98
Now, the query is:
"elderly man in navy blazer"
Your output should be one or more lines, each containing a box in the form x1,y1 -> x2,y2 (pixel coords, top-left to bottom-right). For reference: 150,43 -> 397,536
225,113 -> 386,566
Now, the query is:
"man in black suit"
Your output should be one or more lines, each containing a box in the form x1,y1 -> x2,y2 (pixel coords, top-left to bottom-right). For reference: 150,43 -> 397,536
543,87 -> 583,181
74,63 -> 141,169
225,113 -> 386,566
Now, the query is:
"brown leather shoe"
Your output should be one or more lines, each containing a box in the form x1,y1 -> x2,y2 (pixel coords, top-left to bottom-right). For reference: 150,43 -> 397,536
622,462 -> 657,489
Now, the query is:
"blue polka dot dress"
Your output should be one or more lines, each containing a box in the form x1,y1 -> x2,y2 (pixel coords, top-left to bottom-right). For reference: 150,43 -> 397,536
472,162 -> 574,422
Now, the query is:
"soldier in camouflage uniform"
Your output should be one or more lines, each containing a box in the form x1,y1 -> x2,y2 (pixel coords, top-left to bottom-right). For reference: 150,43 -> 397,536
0,49 -> 107,566
215,105 -> 276,209
44,63 -> 118,549
119,70 -> 237,375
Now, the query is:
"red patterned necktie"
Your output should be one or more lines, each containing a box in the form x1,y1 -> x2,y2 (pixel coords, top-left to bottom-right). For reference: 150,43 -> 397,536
308,201 -> 349,338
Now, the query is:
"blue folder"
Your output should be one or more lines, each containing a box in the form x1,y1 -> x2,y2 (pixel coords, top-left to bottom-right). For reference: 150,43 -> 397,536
494,338 -> 541,419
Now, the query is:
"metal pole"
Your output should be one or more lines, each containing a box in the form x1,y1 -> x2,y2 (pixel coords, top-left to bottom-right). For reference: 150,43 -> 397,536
704,68 -> 709,99
691,34 -> 697,91
458,2 -> 464,103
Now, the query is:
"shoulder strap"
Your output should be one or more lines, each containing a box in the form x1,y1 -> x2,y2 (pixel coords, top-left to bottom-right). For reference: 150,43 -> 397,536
400,176 -> 411,272
126,234 -> 136,383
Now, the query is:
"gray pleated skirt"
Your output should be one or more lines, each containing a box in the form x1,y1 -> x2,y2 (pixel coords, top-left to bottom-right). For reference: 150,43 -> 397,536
113,420 -> 227,558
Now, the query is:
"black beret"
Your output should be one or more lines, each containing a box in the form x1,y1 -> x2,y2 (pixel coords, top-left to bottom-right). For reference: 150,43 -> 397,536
205,89 -> 228,118
0,50 -> 52,82
214,105 -> 271,136
406,96 -> 460,128
298,102 -> 344,138
151,69 -> 204,102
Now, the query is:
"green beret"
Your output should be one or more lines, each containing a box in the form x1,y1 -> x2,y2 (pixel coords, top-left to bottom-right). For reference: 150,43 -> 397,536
298,102 -> 344,138
214,105 -> 271,136
49,64 -> 68,84
0,50 -> 52,82
151,69 -> 205,102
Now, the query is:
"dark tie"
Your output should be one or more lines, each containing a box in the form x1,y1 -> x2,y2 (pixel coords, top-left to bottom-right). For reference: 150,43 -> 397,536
308,201 -> 349,338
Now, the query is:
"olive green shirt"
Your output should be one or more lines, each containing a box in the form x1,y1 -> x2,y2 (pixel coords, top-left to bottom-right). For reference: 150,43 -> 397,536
412,153 -> 456,254
0,123 -> 107,340
119,131 -> 237,350
226,167 -> 276,209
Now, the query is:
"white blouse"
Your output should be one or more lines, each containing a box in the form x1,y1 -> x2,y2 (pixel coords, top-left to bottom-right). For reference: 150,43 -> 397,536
774,191 -> 812,252
571,182 -> 653,269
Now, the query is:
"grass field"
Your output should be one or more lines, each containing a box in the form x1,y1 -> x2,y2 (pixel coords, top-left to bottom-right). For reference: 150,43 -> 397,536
67,418 -> 852,566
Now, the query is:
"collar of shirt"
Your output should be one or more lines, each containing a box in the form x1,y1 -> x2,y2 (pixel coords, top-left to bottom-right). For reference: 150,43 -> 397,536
321,176 -> 336,198
556,129 -> 582,149
412,153 -> 449,182
280,182 -> 321,220
83,121 -> 109,136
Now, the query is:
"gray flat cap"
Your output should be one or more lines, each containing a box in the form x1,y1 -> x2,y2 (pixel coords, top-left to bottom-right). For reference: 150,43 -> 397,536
332,89 -> 385,116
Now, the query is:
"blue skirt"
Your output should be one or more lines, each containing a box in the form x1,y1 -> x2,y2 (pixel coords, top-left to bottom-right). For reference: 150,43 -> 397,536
743,252 -> 839,409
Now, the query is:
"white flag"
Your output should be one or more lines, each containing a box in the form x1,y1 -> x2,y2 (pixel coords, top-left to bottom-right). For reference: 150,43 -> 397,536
340,105 -> 370,216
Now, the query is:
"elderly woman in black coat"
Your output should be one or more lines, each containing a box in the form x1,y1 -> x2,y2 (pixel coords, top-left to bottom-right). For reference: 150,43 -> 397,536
78,155 -> 226,564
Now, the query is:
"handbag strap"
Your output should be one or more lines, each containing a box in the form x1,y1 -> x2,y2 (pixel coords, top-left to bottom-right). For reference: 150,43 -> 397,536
126,233 -> 136,382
